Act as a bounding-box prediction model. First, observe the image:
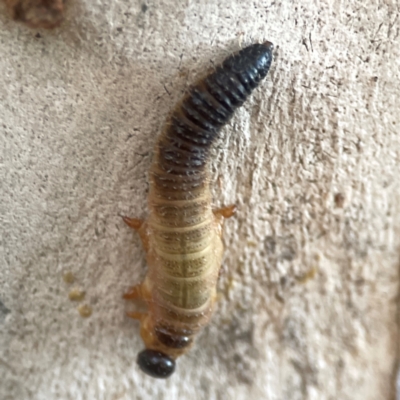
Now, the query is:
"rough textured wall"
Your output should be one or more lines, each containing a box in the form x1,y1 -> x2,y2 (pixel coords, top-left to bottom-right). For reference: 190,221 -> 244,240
1,1 -> 399,399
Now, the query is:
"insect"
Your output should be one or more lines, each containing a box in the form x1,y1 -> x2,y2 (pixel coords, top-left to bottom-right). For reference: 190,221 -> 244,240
3,0 -> 65,29
122,41 -> 274,378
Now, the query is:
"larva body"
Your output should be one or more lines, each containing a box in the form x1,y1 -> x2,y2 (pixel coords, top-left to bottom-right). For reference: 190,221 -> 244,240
124,41 -> 273,378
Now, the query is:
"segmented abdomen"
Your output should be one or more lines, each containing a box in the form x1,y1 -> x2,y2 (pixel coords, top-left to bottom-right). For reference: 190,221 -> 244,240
147,41 -> 274,334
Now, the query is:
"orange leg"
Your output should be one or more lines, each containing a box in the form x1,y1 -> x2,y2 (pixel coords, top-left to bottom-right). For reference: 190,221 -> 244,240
214,205 -> 236,279
120,214 -> 150,251
126,311 -> 146,321
213,205 -> 237,229
214,204 -> 237,219
120,215 -> 152,320
123,284 -> 151,320
121,216 -> 143,230
123,280 -> 152,302
123,284 -> 145,300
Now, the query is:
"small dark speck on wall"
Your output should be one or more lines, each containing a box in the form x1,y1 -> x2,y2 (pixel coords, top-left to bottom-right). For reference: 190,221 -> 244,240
141,3 -> 148,12
0,299 -> 11,324
334,193 -> 345,208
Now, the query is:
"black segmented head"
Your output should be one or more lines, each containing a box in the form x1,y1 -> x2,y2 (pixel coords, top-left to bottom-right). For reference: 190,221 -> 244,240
137,349 -> 176,378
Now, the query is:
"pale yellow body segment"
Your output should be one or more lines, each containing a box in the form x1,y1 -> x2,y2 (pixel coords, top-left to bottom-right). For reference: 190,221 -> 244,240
124,158 -> 233,359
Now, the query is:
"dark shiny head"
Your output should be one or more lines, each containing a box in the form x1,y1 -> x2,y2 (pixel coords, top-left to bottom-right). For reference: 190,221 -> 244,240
137,349 -> 176,379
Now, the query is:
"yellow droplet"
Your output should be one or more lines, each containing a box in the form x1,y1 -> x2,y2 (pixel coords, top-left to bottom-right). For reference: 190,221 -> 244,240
62,271 -> 75,284
68,288 -> 85,301
78,304 -> 92,318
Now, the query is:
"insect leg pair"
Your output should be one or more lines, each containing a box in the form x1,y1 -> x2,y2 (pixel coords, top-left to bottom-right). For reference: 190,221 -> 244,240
213,204 -> 236,220
213,204 -> 236,234
121,215 -> 151,321
123,283 -> 149,321
213,204 -> 236,279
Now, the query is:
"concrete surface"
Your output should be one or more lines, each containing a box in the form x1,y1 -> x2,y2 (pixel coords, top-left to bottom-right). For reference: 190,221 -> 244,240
1,1 -> 400,399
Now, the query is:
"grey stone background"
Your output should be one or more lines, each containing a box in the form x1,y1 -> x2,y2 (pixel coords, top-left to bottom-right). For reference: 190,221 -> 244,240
1,1 -> 399,399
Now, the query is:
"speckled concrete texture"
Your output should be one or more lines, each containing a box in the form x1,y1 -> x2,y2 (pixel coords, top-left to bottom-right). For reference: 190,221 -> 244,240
1,1 -> 400,399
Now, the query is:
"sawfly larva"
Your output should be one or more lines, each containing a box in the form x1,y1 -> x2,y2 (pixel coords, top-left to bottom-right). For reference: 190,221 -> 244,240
123,41 -> 273,378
